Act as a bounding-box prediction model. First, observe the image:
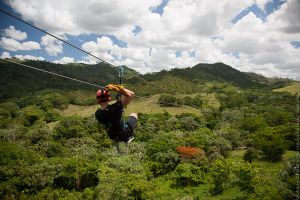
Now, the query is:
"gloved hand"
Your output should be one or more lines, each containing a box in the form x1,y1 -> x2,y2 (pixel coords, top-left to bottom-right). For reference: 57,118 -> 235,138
105,84 -> 124,92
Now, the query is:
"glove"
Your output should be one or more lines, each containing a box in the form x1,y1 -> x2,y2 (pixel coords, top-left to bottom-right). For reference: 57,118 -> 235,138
105,84 -> 124,92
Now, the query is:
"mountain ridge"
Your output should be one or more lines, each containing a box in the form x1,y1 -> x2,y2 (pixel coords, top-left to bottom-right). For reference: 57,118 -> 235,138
0,59 -> 293,99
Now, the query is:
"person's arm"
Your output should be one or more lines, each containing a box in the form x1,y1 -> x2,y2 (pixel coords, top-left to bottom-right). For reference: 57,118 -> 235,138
119,88 -> 134,106
105,84 -> 134,106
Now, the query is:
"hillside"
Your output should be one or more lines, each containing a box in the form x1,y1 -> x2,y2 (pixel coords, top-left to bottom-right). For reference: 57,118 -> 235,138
127,62 -> 265,90
273,82 -> 300,95
0,59 -> 138,99
1,59 -> 293,100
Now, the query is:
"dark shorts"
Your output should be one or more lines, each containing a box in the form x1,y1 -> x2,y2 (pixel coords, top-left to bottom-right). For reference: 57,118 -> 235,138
108,116 -> 137,142
126,116 -> 137,130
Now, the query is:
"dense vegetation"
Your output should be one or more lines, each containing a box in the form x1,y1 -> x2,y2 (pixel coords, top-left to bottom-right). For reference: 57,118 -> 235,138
0,59 -> 299,199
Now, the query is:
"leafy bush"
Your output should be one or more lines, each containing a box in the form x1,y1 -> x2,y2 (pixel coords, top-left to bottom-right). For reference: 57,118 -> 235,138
209,159 -> 233,195
0,102 -> 19,117
233,162 -> 256,194
279,157 -> 299,199
44,110 -> 61,123
54,116 -> 86,139
19,105 -> 45,126
252,128 -> 288,161
174,163 -> 206,186
158,94 -> 183,107
243,147 -> 260,162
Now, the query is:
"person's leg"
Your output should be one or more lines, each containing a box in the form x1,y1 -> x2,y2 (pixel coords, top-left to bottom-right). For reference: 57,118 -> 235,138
123,113 -> 138,143
128,113 -> 138,129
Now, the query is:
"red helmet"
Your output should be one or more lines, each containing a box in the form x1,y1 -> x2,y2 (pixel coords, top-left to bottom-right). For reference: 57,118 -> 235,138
96,89 -> 111,103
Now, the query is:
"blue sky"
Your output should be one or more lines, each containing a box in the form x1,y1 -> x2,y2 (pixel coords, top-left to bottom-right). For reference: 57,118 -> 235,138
0,0 -> 299,79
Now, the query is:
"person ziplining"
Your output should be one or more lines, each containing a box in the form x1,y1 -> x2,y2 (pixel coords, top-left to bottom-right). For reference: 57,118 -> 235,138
95,84 -> 138,143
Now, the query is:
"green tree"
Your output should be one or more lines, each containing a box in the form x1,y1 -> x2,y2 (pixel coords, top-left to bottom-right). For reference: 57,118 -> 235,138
234,162 -> 256,194
241,116 -> 267,133
158,94 -> 179,107
146,132 -> 182,175
243,147 -> 260,162
279,157 -> 299,200
0,108 -> 11,128
0,102 -> 19,117
53,116 -> 86,139
174,163 -> 206,186
19,105 -> 45,126
209,159 -> 233,195
252,128 -> 288,161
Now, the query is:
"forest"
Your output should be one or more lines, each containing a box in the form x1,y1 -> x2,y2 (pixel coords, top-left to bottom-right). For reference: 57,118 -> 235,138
0,59 -> 299,200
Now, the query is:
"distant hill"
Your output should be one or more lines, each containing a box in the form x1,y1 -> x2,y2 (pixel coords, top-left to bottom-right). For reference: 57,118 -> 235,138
126,62 -> 265,92
0,59 -> 138,99
273,82 -> 300,95
0,59 -> 294,100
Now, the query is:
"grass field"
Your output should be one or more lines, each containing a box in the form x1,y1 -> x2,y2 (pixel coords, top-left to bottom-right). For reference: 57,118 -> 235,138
60,94 -> 210,118
125,94 -> 201,115
273,81 -> 300,95
62,104 -> 97,117
60,93 -> 220,118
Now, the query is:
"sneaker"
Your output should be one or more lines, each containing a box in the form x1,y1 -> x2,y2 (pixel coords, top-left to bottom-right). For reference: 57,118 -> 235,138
126,136 -> 134,143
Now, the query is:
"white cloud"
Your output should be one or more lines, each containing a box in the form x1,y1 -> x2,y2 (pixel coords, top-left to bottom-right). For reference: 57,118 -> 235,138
0,51 -> 11,59
2,25 -> 27,41
6,0 -> 161,35
53,56 -> 75,64
15,54 -> 45,61
41,35 -> 63,56
0,37 -> 41,51
266,0 -> 300,35
5,0 -> 300,79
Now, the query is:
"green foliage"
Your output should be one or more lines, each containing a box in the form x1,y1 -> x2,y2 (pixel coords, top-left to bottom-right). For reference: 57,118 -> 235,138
54,116 -> 86,139
18,105 -> 45,126
241,116 -> 267,133
217,128 -> 242,148
263,108 -> 294,126
174,163 -> 206,186
158,93 -> 182,107
279,156 -> 299,199
252,128 -> 288,161
0,101 -> 19,117
34,141 -> 64,157
0,142 -> 23,166
53,156 -> 99,191
233,162 -> 256,194
44,109 -> 61,123
243,147 -> 260,162
0,108 -> 11,128
209,158 -> 233,195
146,131 -> 182,175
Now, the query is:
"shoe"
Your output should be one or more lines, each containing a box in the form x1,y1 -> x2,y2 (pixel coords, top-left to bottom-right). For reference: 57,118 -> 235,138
126,136 -> 134,143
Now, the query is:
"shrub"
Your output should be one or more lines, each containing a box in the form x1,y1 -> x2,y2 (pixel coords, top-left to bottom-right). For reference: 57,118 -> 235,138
54,116 -> 86,139
174,163 -> 206,186
279,157 -> 299,199
243,147 -> 260,162
252,128 -> 288,161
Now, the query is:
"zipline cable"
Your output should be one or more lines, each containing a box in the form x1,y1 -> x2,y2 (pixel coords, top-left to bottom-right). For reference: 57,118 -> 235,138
0,9 -> 172,95
1,58 -> 198,108
0,9 -> 115,69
